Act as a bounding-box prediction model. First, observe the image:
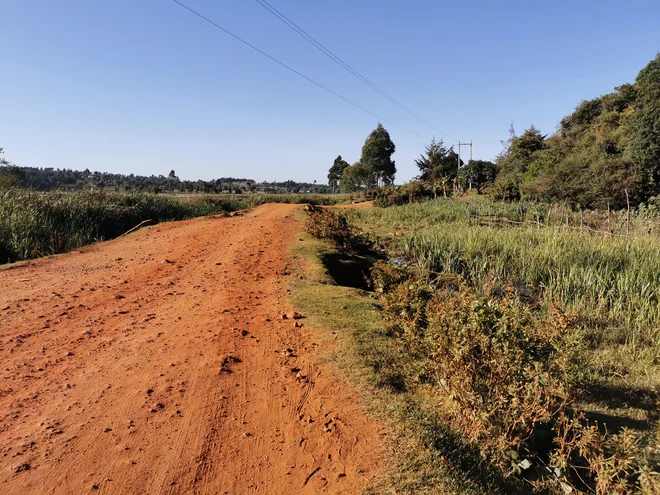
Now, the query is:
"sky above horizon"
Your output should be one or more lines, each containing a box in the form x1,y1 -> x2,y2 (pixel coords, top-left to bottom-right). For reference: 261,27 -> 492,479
2,0 -> 659,184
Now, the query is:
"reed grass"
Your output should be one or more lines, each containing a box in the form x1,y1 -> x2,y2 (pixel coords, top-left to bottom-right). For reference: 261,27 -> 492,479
0,189 -> 347,263
350,198 -> 660,346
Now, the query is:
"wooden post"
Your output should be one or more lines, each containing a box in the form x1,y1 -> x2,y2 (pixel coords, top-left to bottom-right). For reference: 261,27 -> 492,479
625,189 -> 630,249
580,209 -> 583,234
607,202 -> 611,236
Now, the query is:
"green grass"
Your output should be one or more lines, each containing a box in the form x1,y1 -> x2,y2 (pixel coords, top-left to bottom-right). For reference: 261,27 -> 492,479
0,189 -> 350,263
349,198 -> 660,347
351,195 -> 660,237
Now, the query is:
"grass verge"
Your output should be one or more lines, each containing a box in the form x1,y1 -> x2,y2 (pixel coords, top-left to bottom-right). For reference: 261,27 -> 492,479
288,224 -> 490,494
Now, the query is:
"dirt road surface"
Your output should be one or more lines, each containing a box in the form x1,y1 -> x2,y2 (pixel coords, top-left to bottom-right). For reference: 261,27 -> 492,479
0,204 -> 382,494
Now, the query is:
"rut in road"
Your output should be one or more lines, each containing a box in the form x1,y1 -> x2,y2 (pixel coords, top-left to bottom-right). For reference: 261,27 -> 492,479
0,203 -> 382,494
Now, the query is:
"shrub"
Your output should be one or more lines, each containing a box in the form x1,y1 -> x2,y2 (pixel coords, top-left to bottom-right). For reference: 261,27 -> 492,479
370,260 -> 411,293
421,288 -> 577,472
374,183 -> 436,208
304,206 -> 373,252
378,275 -> 656,493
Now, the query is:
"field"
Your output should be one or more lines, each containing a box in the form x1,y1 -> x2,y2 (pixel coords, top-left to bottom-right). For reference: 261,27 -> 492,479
0,189 -> 351,263
296,199 -> 660,494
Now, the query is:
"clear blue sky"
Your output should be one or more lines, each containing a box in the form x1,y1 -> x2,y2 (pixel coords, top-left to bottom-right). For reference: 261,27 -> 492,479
1,0 -> 659,183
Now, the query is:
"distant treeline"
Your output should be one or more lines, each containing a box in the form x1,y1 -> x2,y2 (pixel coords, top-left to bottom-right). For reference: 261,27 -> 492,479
0,161 -> 330,195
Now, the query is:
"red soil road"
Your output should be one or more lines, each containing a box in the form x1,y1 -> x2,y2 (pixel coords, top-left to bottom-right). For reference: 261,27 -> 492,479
0,203 -> 382,494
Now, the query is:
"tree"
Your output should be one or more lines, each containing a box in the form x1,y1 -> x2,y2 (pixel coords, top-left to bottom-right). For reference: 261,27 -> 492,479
0,148 -> 26,189
167,169 -> 179,192
457,160 -> 498,192
630,53 -> 660,198
361,123 -> 396,187
340,162 -> 370,193
328,155 -> 350,193
493,126 -> 547,200
414,138 -> 461,197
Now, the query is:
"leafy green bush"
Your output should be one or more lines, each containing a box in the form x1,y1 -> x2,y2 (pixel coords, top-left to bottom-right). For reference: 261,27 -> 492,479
420,288 -> 577,471
380,276 -> 656,493
373,183 -> 435,208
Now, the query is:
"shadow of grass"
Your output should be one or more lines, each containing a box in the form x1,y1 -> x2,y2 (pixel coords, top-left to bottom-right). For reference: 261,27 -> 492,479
320,251 -> 372,290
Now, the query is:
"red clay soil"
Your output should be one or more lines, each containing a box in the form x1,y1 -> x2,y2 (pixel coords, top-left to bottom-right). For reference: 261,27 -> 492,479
0,204 -> 382,494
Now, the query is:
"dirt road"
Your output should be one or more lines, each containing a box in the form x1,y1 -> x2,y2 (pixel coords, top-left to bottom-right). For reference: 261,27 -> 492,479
0,204 -> 382,494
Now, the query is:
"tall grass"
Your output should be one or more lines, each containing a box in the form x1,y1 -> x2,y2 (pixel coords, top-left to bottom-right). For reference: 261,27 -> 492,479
0,189 -> 348,263
405,228 -> 660,341
353,196 -> 660,236
351,198 -> 660,345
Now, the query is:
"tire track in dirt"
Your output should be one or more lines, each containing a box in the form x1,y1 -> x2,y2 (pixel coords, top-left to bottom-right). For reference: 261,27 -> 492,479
0,203 -> 382,494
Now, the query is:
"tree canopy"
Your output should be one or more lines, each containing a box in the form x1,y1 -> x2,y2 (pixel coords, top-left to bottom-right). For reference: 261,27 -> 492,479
457,160 -> 497,192
339,162 -> 370,193
0,148 -> 26,189
327,155 -> 350,193
493,53 -> 660,208
0,153 -> 330,195
360,123 -> 396,187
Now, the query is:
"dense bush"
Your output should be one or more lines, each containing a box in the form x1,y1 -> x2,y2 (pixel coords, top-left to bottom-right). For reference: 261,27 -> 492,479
493,54 -> 660,209
304,205 -> 373,252
408,287 -> 577,472
373,183 -> 436,207
379,274 -> 656,493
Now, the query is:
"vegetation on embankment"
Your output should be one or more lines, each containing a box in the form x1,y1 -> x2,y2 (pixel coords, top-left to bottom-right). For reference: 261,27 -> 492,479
298,201 -> 660,494
492,53 -> 660,209
0,189 -> 350,263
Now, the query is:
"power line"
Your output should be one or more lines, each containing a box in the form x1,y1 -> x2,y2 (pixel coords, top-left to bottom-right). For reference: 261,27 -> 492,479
255,0 -> 459,142
171,0 -> 430,141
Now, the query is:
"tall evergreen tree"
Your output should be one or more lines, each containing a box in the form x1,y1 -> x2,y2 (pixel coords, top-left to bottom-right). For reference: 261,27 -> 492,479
415,138 -> 463,197
327,155 -> 350,193
361,123 -> 396,187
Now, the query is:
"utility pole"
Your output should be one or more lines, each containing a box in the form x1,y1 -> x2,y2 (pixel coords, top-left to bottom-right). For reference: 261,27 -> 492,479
457,141 -> 461,177
456,140 -> 474,193
457,141 -> 474,165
